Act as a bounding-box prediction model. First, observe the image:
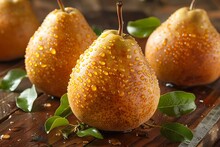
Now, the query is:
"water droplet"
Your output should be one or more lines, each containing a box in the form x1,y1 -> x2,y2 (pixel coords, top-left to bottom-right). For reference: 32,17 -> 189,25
50,48 -> 56,55
127,55 -> 132,59
111,56 -> 116,59
1,134 -> 10,140
99,52 -> 105,57
43,103 -> 52,107
83,140 -> 89,145
165,83 -> 174,88
53,34 -> 58,38
9,127 -> 22,132
17,138 -> 21,142
109,138 -> 121,146
99,61 -> 106,66
118,90 -> 125,97
103,71 -> 109,76
35,53 -> 39,57
135,57 -> 140,61
38,45 -> 44,50
91,85 -> 97,91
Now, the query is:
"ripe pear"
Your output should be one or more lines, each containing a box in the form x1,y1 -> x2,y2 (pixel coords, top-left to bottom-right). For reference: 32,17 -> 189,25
0,0 -> 39,61
68,2 -> 160,131
25,1 -> 97,97
145,6 -> 220,86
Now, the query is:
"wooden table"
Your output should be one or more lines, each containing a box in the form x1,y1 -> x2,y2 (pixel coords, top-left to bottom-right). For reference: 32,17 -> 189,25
0,0 -> 220,146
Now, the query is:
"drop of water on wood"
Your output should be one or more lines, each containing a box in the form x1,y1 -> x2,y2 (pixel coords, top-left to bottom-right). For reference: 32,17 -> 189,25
17,139 -> 21,142
83,140 -> 89,145
9,127 -> 22,132
108,138 -> 121,146
43,103 -> 52,108
165,83 -> 174,88
1,134 -> 10,140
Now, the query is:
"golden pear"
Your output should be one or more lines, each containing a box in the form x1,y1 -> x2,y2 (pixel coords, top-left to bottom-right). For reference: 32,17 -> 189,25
145,6 -> 220,86
0,0 -> 39,61
68,2 -> 160,131
25,2 -> 96,97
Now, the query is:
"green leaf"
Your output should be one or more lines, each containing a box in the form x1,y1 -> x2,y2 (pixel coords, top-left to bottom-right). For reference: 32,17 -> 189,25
127,17 -> 161,38
77,128 -> 103,139
158,91 -> 196,117
45,116 -> 69,134
160,123 -> 193,143
92,26 -> 103,36
16,85 -> 38,112
0,68 -> 26,91
54,93 -> 72,117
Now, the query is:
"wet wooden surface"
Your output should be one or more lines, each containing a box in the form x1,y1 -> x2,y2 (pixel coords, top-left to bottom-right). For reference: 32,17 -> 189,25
0,0 -> 220,146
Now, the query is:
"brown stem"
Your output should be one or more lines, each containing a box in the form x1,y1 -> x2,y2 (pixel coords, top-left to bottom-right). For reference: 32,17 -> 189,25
116,1 -> 123,36
189,0 -> 197,10
57,0 -> 65,12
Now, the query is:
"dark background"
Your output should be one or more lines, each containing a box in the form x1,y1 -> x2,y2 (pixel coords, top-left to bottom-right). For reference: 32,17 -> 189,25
30,0 -> 220,31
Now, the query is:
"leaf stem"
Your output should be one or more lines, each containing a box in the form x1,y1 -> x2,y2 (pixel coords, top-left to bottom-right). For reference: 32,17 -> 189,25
189,0 -> 196,10
57,0 -> 65,12
116,1 -> 123,36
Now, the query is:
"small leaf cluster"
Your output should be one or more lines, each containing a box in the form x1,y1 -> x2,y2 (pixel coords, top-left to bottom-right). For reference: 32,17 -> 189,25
45,94 -> 103,139
157,91 -> 196,143
0,69 -> 38,112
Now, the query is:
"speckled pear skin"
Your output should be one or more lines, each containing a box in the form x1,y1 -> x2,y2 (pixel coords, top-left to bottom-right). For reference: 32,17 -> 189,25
145,7 -> 220,86
25,7 -> 97,97
0,0 -> 39,61
68,30 -> 160,131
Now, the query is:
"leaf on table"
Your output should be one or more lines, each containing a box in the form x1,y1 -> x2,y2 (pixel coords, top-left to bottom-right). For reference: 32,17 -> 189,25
92,25 -> 103,36
77,128 -> 103,139
54,93 -> 72,117
160,123 -> 193,143
45,116 -> 69,134
16,85 -> 38,112
0,68 -> 27,91
127,17 -> 161,38
158,91 -> 196,117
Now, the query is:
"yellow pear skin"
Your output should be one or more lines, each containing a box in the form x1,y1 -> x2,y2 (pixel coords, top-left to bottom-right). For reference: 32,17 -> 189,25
145,7 -> 220,86
25,7 -> 97,97
68,30 -> 160,131
0,0 -> 39,61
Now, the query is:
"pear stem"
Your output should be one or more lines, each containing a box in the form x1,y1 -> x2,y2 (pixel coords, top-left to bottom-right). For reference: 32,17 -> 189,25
189,0 -> 196,10
117,1 -> 123,36
57,0 -> 65,12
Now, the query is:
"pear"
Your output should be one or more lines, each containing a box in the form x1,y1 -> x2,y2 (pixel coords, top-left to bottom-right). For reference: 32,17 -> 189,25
67,1 -> 160,131
0,0 -> 39,61
25,0 -> 97,97
145,0 -> 220,86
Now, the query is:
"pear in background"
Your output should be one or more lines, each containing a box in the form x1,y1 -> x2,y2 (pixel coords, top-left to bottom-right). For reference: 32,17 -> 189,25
25,0 -> 97,97
68,2 -> 160,131
0,0 -> 39,61
145,0 -> 220,86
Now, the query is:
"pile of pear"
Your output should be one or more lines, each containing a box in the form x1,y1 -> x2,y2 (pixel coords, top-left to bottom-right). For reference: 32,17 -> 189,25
145,7 -> 220,86
25,0 -> 160,131
0,0 -> 39,61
